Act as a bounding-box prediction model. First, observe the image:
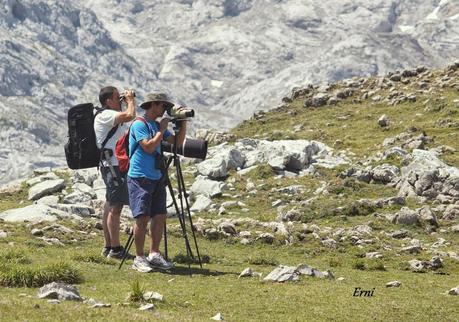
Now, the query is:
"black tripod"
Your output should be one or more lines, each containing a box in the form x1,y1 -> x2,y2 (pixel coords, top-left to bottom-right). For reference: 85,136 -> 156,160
119,120 -> 202,273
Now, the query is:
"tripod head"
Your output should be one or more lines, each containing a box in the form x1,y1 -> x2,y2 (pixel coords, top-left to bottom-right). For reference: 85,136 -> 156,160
169,118 -> 188,132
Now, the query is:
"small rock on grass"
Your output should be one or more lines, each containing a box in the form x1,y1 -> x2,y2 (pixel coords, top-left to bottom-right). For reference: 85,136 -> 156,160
139,303 -> 155,311
143,291 -> 163,302
38,282 -> 82,301
238,267 -> 262,279
211,312 -> 224,321
85,298 -> 111,308
31,228 -> 44,236
386,281 -> 401,288
448,286 -> 459,295
0,230 -> 7,238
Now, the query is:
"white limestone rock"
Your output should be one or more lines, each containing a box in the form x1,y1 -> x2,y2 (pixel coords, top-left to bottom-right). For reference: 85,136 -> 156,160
28,179 -> 65,201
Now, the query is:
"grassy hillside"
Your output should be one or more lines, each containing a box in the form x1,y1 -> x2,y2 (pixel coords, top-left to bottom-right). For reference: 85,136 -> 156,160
0,65 -> 458,321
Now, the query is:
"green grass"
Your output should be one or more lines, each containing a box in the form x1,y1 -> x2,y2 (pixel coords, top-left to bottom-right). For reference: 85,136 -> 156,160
0,222 -> 457,321
0,182 -> 32,213
1,69 -> 458,321
0,262 -> 82,288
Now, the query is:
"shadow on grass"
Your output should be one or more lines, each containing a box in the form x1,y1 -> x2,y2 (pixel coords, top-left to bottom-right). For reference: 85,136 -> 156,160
157,265 -> 236,277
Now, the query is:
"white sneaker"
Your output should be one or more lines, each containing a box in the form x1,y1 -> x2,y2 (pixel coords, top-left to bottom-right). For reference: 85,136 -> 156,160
147,253 -> 174,270
132,256 -> 153,273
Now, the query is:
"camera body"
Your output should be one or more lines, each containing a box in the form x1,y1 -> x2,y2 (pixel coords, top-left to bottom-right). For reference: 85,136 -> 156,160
166,105 -> 194,119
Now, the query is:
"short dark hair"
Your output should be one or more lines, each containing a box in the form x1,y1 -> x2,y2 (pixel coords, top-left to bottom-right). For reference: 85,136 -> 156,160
99,86 -> 118,106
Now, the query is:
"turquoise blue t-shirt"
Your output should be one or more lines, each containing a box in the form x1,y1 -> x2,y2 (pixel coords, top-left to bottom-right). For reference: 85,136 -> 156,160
127,118 -> 172,180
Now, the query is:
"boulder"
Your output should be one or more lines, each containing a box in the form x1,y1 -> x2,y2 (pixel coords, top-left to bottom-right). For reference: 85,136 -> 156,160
190,177 -> 226,198
37,282 -> 82,301
62,191 -> 93,205
371,164 -> 400,184
391,207 -> 419,226
0,204 -> 69,222
72,168 -> 99,186
263,266 -> 299,282
197,144 -> 245,179
417,206 -> 438,227
218,222 -> 237,236
443,204 -> 459,220
72,183 -> 97,198
26,172 -> 59,186
256,232 -> 275,244
35,195 -> 60,206
378,114 -> 389,127
190,195 -> 213,212
28,179 -> 65,200
303,93 -> 329,108
397,149 -> 459,203
277,207 -> 302,222
50,204 -> 94,218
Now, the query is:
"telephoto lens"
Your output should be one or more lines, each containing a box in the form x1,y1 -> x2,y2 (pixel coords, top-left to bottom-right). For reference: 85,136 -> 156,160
161,138 -> 207,160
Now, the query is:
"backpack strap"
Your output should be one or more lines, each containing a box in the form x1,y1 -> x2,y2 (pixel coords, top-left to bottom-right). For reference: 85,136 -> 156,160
129,117 -> 152,158
95,108 -> 119,168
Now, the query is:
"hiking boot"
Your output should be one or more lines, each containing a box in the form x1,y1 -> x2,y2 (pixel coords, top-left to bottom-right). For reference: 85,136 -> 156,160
147,253 -> 174,270
107,246 -> 134,260
132,256 -> 153,273
101,246 -> 111,257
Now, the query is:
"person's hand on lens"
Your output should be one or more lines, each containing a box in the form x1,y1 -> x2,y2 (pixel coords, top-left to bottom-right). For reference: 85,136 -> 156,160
159,118 -> 169,133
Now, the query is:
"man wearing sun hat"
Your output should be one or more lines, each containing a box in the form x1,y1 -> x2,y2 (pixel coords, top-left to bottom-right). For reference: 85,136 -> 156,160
128,92 -> 187,272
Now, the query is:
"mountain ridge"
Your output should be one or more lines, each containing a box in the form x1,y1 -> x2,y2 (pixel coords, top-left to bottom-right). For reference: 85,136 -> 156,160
1,0 -> 458,184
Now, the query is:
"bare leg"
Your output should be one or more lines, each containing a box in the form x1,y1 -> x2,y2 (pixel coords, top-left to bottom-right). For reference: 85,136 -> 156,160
102,202 -> 111,247
150,214 -> 166,254
134,215 -> 150,257
107,204 -> 123,247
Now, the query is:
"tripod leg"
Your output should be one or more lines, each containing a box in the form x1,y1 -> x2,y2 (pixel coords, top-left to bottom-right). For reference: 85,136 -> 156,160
163,222 -> 168,261
177,161 -> 203,269
119,230 -> 134,270
166,175 -> 194,258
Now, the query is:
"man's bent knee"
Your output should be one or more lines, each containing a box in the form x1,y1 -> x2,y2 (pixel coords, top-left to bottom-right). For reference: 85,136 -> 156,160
109,204 -> 123,216
136,215 -> 150,229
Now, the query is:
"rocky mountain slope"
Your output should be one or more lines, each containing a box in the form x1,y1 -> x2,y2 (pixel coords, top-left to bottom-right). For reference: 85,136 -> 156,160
1,0 -> 458,184
0,63 -> 458,320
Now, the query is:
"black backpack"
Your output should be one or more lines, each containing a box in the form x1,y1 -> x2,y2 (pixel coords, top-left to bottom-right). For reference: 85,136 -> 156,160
64,103 -> 118,169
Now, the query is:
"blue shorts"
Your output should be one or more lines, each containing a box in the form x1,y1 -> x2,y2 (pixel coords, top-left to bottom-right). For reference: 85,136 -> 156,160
127,176 -> 167,218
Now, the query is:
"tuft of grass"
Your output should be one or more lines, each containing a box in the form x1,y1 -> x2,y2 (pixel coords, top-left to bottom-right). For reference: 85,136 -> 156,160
71,253 -> 116,266
368,260 -> 387,271
245,164 -> 277,180
127,279 -> 146,303
352,260 -> 366,270
0,249 -> 32,265
248,255 -> 279,266
0,262 -> 82,287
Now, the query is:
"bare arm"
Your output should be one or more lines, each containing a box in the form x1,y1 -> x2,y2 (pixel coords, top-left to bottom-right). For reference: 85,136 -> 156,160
139,118 -> 169,154
166,120 -> 187,147
114,90 -> 136,125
